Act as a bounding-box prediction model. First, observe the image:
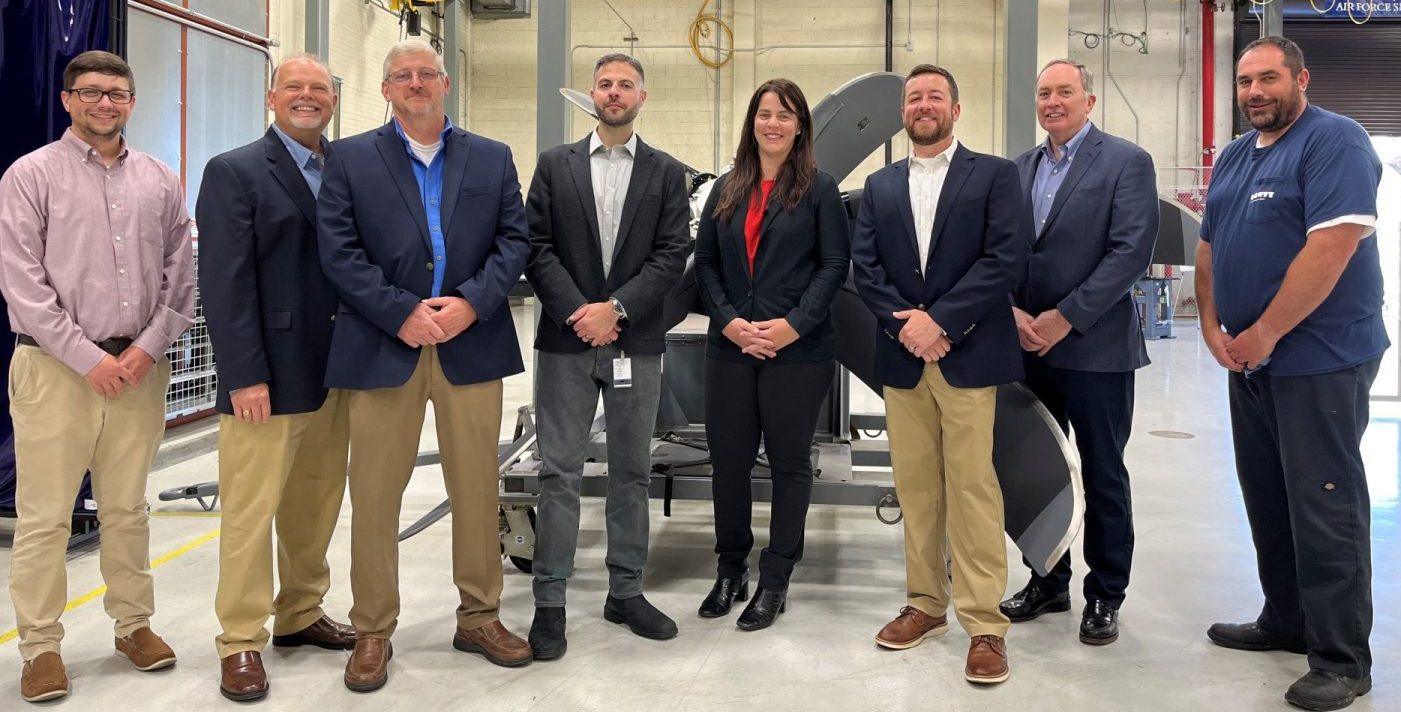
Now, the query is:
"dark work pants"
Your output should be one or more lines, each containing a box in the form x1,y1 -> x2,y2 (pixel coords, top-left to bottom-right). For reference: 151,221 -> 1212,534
1022,361 -> 1136,608
1228,359 -> 1378,679
705,357 -> 833,592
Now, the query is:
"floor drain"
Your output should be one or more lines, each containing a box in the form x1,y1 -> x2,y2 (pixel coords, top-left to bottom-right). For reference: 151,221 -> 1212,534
1148,430 -> 1194,439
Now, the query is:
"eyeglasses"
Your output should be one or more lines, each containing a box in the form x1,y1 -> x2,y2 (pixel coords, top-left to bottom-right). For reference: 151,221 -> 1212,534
67,87 -> 135,104
386,69 -> 443,85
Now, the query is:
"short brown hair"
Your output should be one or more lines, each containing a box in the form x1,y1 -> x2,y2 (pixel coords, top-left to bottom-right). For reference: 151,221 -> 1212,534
63,50 -> 135,92
1239,35 -> 1306,78
905,64 -> 958,105
593,53 -> 645,86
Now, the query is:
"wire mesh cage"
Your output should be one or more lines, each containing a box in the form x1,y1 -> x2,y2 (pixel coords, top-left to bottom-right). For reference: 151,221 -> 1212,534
163,227 -> 218,420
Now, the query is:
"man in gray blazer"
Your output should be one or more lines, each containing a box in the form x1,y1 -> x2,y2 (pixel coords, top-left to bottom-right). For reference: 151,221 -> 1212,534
523,53 -> 690,659
999,59 -> 1158,646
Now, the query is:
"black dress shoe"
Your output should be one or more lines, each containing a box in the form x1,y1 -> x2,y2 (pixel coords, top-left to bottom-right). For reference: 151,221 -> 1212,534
528,607 -> 567,660
603,595 -> 678,640
735,588 -> 786,631
999,583 -> 1071,623
1206,621 -> 1308,654
1285,670 -> 1371,711
698,575 -> 749,618
1079,600 -> 1119,645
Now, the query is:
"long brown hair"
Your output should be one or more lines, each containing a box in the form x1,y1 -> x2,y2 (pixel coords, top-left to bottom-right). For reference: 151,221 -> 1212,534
712,79 -> 817,224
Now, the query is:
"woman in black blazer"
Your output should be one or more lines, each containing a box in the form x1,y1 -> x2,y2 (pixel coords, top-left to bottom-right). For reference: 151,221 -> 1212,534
693,78 -> 850,631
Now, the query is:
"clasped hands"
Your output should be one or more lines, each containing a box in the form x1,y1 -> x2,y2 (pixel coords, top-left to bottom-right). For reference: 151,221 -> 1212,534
1204,323 -> 1277,373
893,309 -> 951,362
723,317 -> 799,359
1014,307 -> 1073,356
567,302 -> 622,347
397,296 -> 477,348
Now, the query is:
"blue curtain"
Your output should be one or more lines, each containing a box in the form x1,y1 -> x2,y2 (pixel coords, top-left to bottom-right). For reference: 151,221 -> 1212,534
0,0 -> 115,510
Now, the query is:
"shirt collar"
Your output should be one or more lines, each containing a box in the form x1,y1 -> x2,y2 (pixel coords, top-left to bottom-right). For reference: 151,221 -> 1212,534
61,127 -> 129,163
590,129 -> 638,158
392,115 -> 455,149
909,137 -> 959,172
1040,120 -> 1093,162
270,123 -> 322,170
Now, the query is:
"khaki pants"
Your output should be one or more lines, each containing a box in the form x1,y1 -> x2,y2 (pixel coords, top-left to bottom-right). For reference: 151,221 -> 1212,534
346,346 -> 505,638
7,345 -> 171,661
884,362 -> 1010,638
213,390 -> 350,657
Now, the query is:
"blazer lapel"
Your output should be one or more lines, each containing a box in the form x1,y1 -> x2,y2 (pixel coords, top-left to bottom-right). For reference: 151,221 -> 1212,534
891,160 -> 921,262
1040,129 -> 1103,234
567,137 -> 603,248
926,145 -> 974,268
264,128 -> 318,225
438,129 -> 471,231
611,139 -> 654,263
374,123 -> 431,249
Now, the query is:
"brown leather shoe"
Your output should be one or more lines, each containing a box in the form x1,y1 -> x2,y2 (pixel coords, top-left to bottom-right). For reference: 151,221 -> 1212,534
115,627 -> 177,671
874,606 -> 949,650
344,638 -> 392,693
272,615 -> 356,650
20,652 -> 69,703
452,621 -> 533,668
964,634 -> 1010,684
219,651 -> 268,702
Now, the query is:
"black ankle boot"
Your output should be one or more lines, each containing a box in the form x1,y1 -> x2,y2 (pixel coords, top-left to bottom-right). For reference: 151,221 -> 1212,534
736,588 -> 786,631
698,575 -> 749,618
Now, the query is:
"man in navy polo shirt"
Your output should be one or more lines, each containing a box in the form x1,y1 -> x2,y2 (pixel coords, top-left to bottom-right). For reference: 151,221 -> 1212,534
1195,36 -> 1384,712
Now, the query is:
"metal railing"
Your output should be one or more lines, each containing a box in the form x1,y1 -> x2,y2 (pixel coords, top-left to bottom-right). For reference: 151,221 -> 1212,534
1159,165 -> 1212,216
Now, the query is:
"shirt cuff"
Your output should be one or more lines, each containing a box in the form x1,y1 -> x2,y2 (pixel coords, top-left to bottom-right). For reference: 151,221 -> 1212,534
57,340 -> 108,379
1309,214 -> 1377,236
132,331 -> 173,365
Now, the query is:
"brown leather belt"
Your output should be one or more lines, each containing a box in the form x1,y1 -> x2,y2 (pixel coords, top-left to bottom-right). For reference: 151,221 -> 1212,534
16,333 -> 134,357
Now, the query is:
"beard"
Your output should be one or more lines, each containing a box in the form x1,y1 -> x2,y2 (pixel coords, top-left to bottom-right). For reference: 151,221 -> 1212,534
905,115 -> 950,146
595,101 -> 640,128
1241,89 -> 1303,133
75,118 -> 123,141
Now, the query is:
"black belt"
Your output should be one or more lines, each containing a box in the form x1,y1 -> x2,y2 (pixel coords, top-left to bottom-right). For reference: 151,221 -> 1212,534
16,333 -> 134,357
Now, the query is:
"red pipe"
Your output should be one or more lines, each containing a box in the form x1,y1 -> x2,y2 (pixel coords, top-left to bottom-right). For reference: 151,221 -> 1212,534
1201,1 -> 1215,169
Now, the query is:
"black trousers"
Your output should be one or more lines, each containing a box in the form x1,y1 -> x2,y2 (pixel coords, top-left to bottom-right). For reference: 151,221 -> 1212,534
1228,359 -> 1378,679
705,357 -> 834,591
1022,361 -> 1136,608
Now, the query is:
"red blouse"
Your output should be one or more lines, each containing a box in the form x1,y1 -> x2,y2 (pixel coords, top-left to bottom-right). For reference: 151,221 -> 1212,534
744,180 -> 776,274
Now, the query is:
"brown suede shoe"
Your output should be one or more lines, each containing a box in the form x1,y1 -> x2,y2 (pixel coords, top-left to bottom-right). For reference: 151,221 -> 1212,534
452,621 -> 533,668
875,606 -> 949,650
219,651 -> 268,702
20,652 -> 69,703
344,638 -> 392,693
964,635 -> 1010,684
115,627 -> 177,671
272,615 -> 356,650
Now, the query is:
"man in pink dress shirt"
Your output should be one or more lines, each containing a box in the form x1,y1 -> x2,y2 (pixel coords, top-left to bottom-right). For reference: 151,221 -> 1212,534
0,50 -> 195,704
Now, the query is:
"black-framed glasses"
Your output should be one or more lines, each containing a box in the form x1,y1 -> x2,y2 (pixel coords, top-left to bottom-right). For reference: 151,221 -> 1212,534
67,87 -> 135,104
386,69 -> 442,85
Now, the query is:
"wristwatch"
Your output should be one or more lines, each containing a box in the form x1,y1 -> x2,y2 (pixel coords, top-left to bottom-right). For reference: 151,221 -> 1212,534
609,297 -> 628,322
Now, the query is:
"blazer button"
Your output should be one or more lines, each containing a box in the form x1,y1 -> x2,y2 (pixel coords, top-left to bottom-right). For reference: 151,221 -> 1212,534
917,303 -> 925,309
330,315 -> 336,321
426,262 -> 434,270
746,290 -> 753,297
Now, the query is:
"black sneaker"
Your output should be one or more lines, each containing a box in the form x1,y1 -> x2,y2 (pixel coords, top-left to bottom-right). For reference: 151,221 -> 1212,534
528,607 -> 567,660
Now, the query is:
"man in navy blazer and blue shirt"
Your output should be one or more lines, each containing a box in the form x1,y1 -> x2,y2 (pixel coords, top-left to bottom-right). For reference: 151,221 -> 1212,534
999,59 -> 1158,647
852,64 -> 1030,686
316,39 -> 532,692
196,54 -> 356,702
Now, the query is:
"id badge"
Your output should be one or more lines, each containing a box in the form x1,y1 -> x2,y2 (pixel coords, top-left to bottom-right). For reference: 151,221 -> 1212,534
613,355 -> 633,389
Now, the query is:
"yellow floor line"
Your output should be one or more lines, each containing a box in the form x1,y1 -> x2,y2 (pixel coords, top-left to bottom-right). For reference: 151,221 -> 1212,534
151,511 -> 222,519
0,528 -> 221,646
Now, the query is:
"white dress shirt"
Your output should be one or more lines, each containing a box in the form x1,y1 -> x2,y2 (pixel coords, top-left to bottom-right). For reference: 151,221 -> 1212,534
908,138 -> 960,274
589,130 -> 638,277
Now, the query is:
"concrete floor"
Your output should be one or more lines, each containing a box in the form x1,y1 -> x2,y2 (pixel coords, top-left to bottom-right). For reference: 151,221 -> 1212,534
0,312 -> 1396,711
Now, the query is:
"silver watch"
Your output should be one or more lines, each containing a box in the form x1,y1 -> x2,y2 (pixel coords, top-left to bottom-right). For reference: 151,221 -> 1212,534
609,297 -> 627,321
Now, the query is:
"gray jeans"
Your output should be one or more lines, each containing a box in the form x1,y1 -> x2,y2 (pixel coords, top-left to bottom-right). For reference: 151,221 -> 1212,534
532,346 -> 662,606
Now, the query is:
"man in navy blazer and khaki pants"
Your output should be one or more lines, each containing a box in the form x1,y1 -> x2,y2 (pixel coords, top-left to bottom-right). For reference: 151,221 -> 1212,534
316,39 -> 532,691
852,65 -> 1030,685
999,60 -> 1158,646
196,55 -> 356,702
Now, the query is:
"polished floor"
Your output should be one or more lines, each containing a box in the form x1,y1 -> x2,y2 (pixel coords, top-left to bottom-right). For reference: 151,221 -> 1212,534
0,313 -> 1395,711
